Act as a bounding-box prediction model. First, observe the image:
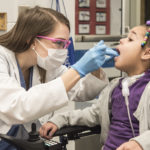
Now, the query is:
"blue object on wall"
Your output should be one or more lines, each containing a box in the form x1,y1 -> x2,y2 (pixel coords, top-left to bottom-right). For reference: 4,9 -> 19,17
67,37 -> 75,65
64,37 -> 75,67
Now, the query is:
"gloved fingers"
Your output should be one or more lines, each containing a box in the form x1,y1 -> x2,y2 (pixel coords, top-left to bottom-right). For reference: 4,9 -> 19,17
92,45 -> 107,53
105,56 -> 114,62
90,40 -> 106,52
106,48 -> 119,57
96,57 -> 105,66
96,40 -> 104,46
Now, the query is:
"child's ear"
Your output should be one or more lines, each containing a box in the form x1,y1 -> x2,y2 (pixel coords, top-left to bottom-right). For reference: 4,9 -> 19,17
141,47 -> 150,60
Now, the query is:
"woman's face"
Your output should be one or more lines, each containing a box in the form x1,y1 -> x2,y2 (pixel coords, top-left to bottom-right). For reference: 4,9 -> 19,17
35,23 -> 70,57
115,26 -> 147,76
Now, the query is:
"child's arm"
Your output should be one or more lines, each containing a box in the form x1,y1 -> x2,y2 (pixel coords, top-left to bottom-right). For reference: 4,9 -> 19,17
39,99 -> 101,139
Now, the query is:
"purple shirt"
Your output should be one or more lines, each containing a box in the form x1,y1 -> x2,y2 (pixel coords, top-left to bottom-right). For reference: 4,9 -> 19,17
104,70 -> 150,150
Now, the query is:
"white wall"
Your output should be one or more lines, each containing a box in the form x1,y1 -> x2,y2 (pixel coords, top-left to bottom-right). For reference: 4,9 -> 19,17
130,0 -> 141,28
110,0 -> 121,35
0,0 -> 18,34
122,0 -> 141,34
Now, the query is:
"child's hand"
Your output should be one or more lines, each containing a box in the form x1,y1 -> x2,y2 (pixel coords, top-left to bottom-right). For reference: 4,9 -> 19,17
39,122 -> 58,139
116,141 -> 143,150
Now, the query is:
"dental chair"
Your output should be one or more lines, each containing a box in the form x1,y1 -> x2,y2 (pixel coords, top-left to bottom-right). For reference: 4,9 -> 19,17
0,123 -> 101,150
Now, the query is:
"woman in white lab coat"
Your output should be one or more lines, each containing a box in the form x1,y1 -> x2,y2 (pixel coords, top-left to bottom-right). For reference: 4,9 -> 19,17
0,6 -> 118,150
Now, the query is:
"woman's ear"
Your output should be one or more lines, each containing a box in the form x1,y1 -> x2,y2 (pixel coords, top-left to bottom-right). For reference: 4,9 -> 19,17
29,39 -> 37,50
141,47 -> 150,60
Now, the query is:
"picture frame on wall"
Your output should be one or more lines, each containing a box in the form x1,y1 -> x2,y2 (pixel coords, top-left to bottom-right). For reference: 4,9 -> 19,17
79,0 -> 90,8
79,11 -> 90,21
96,25 -> 106,34
96,0 -> 106,8
0,13 -> 7,31
96,12 -> 106,22
79,24 -> 90,34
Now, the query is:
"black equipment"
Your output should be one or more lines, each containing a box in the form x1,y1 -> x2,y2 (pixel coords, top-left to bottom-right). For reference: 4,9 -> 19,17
0,123 -> 100,150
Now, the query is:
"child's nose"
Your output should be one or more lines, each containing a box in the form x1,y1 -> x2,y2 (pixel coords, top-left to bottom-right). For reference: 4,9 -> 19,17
120,38 -> 126,44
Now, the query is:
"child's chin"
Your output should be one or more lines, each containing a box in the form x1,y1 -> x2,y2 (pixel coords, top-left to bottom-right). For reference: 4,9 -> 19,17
115,64 -> 121,71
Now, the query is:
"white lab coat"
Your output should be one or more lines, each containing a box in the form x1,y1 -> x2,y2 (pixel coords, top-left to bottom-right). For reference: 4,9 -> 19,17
0,45 -> 108,134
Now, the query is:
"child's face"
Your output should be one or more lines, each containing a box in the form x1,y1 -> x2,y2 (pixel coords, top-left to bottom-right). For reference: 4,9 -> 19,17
115,26 -> 147,76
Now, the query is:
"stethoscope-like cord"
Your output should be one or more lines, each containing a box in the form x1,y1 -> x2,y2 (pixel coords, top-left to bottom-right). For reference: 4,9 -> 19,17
124,96 -> 135,137
121,74 -> 144,138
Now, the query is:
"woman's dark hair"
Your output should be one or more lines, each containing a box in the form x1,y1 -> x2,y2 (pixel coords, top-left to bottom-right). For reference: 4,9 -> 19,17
0,6 -> 70,52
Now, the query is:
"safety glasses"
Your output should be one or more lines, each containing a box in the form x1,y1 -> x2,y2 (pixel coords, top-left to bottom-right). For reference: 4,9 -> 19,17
37,35 -> 71,49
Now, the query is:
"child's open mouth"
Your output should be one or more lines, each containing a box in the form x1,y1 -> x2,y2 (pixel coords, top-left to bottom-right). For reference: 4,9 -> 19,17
115,48 -> 120,56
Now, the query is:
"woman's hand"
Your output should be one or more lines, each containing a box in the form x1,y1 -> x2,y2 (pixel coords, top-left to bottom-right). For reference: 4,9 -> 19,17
117,141 -> 143,150
71,40 -> 118,78
71,40 -> 107,77
39,122 -> 58,139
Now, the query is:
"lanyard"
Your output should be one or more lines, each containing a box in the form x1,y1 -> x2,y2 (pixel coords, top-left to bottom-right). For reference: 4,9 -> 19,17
51,0 -> 67,17
17,61 -> 33,90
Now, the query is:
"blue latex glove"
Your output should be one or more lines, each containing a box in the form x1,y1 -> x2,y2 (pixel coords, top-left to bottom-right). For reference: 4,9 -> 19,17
72,40 -> 119,77
105,48 -> 119,62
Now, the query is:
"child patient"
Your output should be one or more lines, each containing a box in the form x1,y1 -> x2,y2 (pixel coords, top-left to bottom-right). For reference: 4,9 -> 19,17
39,21 -> 150,150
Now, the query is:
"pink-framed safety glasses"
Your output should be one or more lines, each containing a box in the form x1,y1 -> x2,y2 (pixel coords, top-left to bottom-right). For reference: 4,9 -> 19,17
37,35 -> 71,49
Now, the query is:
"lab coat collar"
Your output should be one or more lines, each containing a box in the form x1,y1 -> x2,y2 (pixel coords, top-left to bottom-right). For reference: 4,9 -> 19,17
2,47 -> 41,86
3,47 -> 21,84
